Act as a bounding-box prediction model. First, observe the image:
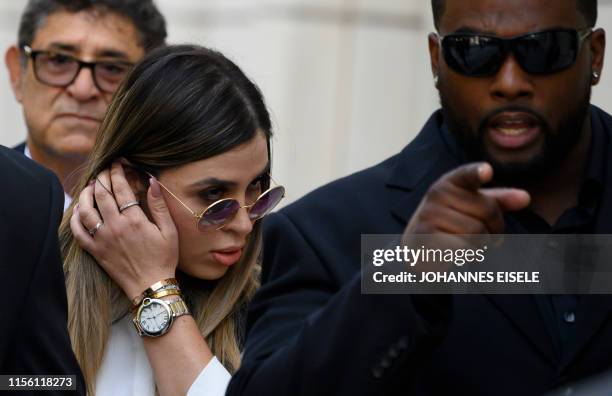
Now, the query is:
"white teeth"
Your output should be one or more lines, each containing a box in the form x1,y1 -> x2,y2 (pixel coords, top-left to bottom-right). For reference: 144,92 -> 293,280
497,127 -> 529,136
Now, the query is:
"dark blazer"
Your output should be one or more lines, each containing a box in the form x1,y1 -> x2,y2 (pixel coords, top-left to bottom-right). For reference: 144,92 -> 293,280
0,146 -> 84,394
229,107 -> 612,396
13,141 -> 25,154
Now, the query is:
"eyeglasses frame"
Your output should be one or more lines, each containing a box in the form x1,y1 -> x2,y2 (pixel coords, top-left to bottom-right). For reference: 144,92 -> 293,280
146,172 -> 285,231
22,45 -> 135,93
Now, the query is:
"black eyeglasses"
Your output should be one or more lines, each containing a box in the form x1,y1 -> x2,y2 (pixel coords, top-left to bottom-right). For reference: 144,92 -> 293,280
438,28 -> 592,77
22,45 -> 134,93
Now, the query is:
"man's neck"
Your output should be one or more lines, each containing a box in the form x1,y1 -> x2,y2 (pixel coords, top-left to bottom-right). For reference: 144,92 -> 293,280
26,140 -> 86,197
524,118 -> 593,226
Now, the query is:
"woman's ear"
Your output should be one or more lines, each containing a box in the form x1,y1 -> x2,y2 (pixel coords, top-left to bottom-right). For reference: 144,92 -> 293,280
124,167 -> 149,201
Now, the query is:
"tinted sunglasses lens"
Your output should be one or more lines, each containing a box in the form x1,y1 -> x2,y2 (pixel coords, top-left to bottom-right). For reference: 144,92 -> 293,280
249,186 -> 285,221
442,35 -> 504,76
199,200 -> 240,229
515,30 -> 578,74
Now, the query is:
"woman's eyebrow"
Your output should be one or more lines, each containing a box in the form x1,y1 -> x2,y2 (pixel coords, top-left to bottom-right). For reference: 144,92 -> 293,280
189,163 -> 271,188
188,177 -> 237,189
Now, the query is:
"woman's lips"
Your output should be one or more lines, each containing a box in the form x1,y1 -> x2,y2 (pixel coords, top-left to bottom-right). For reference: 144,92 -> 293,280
211,249 -> 243,266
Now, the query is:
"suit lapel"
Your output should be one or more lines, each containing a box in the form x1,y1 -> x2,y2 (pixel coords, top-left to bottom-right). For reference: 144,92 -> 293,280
12,142 -> 26,154
485,295 -> 559,365
385,111 -> 462,224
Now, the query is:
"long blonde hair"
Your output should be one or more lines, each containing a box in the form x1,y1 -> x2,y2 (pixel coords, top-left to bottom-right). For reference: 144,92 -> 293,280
59,44 -> 272,395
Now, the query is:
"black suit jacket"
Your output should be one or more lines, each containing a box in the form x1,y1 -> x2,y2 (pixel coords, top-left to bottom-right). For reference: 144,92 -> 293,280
229,107 -> 612,396
0,146 -> 84,394
13,142 -> 25,154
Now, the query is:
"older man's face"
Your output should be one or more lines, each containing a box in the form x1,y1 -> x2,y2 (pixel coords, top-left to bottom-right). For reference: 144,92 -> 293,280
9,9 -> 145,162
429,0 -> 605,183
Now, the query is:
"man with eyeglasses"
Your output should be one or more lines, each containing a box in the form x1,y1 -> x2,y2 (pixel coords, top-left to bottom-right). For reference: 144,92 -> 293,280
231,1 -> 612,395
5,0 -> 166,210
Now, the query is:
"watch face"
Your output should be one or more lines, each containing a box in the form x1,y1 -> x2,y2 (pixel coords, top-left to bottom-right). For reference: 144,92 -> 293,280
139,300 -> 171,334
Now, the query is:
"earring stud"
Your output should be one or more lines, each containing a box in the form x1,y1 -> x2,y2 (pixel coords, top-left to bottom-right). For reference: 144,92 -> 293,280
593,71 -> 600,80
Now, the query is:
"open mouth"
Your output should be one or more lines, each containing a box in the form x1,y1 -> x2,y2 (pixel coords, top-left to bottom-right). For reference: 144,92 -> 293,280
487,112 -> 541,150
210,248 -> 243,266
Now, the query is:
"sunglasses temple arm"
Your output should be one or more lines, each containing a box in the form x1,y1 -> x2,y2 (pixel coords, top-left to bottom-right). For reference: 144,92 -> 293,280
145,172 -> 198,218
268,173 -> 281,187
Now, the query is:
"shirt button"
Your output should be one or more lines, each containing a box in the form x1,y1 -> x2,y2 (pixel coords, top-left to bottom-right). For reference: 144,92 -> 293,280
563,311 -> 576,323
397,336 -> 409,350
372,367 -> 384,379
380,357 -> 392,369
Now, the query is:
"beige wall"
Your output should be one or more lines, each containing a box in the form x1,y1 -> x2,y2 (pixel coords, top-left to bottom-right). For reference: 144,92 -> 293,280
1,0 -> 612,206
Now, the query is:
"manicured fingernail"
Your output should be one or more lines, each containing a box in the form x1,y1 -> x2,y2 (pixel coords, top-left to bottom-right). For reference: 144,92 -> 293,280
150,177 -> 161,198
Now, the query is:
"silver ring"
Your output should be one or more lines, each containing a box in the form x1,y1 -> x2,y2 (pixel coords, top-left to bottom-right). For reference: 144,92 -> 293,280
89,221 -> 104,236
119,201 -> 140,213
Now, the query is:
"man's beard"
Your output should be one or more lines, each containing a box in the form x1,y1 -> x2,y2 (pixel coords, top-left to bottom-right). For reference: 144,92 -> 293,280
440,86 -> 591,187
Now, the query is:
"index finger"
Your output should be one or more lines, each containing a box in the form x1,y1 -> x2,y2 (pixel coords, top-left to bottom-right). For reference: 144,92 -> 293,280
94,168 -> 121,222
110,161 -> 142,216
443,162 -> 492,191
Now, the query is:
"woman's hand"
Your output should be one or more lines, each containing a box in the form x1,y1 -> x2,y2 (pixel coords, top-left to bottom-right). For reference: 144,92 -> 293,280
70,161 -> 179,300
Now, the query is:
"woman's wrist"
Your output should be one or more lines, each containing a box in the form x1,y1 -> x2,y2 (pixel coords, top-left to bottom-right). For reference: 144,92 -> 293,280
124,272 -> 177,302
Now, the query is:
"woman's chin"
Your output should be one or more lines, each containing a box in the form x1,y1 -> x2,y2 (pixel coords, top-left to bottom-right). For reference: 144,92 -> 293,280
178,261 -> 230,281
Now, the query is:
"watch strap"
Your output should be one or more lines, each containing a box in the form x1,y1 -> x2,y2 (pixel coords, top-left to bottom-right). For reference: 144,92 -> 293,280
166,297 -> 191,318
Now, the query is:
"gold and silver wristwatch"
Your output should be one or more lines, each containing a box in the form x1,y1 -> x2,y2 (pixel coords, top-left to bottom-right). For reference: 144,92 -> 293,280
132,297 -> 190,337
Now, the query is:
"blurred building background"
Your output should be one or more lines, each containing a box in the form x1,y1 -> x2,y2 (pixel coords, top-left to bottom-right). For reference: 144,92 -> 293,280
1,0 -> 612,206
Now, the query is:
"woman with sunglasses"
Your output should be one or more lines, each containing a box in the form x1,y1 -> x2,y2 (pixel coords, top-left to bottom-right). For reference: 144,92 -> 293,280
59,44 -> 284,396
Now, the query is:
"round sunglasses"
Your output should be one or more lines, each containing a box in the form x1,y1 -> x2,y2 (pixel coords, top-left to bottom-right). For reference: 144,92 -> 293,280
153,175 -> 285,231
438,28 -> 592,77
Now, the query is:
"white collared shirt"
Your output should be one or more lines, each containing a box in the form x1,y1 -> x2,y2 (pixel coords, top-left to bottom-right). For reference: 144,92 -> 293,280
24,145 -> 72,212
96,316 -> 231,396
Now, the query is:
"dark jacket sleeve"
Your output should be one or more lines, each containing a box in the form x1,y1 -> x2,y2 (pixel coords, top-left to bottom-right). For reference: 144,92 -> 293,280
0,148 -> 85,395
228,212 -> 449,396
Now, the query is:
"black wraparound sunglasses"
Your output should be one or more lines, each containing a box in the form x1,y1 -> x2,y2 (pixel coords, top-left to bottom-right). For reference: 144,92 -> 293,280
438,28 -> 592,77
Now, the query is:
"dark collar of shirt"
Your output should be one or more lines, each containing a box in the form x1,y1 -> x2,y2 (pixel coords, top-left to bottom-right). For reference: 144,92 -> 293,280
506,119 -> 606,234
